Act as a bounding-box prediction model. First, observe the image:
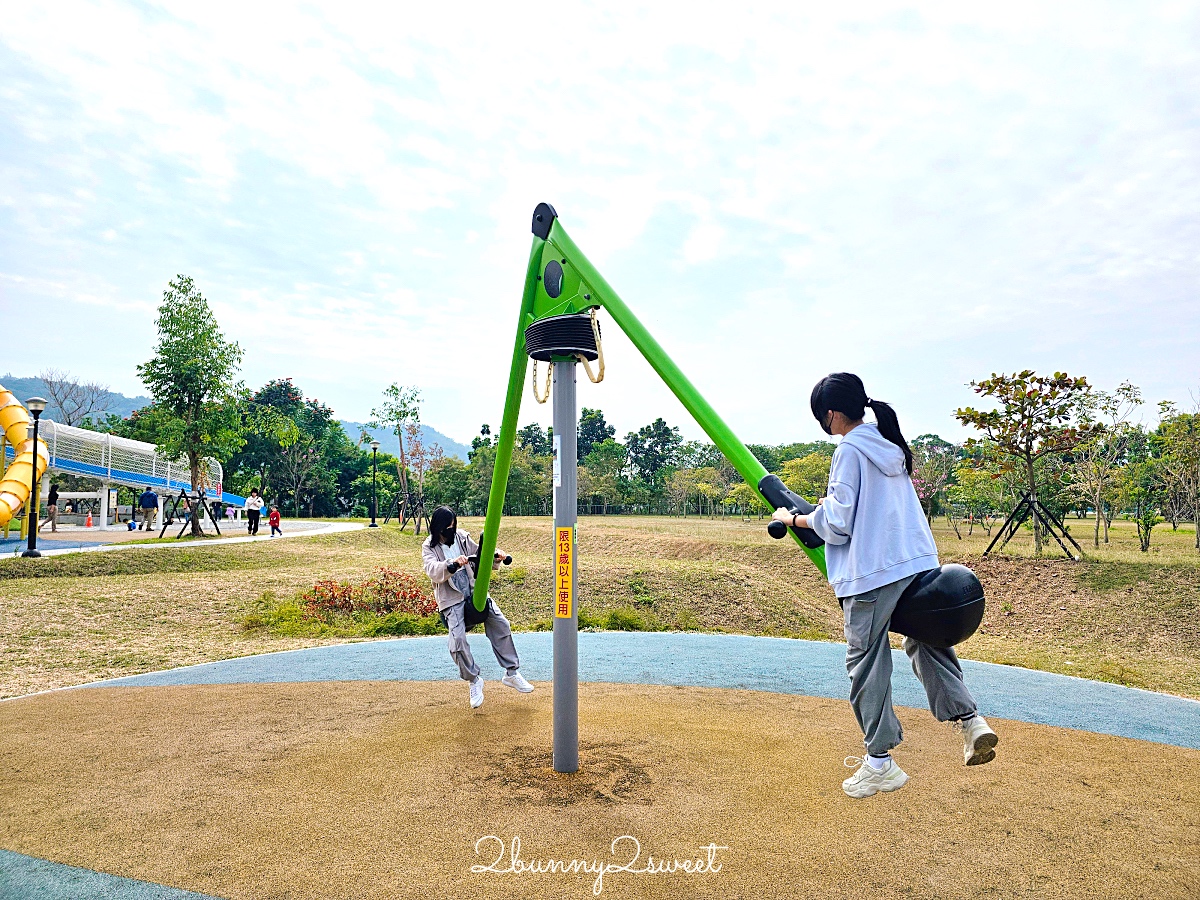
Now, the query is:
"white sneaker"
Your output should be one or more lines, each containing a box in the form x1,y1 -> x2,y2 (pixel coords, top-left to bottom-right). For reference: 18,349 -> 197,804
842,756 -> 909,799
957,715 -> 999,765
469,676 -> 484,708
501,671 -> 534,693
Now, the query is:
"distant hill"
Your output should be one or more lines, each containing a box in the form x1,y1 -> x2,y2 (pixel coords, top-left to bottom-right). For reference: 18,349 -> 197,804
0,375 -> 469,459
339,421 -> 469,461
0,373 -> 151,421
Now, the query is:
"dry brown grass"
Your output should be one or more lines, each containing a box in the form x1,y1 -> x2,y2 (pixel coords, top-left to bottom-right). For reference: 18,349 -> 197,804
0,515 -> 1196,699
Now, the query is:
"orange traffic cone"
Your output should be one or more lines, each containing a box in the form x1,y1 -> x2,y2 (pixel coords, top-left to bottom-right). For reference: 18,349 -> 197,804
86,511 -> 93,528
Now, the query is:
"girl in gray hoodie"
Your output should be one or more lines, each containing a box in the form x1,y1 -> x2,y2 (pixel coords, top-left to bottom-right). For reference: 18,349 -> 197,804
773,373 -> 998,798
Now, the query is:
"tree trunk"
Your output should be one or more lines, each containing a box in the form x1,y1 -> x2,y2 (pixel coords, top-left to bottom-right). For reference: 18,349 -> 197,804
189,452 -> 203,537
1026,457 -> 1041,554
396,428 -> 410,497
1093,489 -> 1102,549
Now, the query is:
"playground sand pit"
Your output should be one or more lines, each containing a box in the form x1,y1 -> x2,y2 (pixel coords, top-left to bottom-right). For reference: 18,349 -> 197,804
1,681 -> 1196,899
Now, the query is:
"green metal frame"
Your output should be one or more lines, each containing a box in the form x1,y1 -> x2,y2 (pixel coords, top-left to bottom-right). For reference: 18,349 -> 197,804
473,210 -> 827,607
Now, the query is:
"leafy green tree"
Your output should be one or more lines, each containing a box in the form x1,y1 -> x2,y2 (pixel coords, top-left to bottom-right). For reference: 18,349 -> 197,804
955,370 -> 1096,554
425,457 -> 471,512
911,434 -> 959,521
517,422 -> 552,456
776,440 -> 836,465
1157,403 -> 1200,550
725,482 -> 769,518
370,384 -> 421,496
1066,382 -> 1142,547
625,418 -> 682,490
578,407 -> 615,459
136,276 -> 244,535
947,464 -> 1004,535
780,453 -> 832,502
1119,438 -> 1163,552
747,444 -> 780,472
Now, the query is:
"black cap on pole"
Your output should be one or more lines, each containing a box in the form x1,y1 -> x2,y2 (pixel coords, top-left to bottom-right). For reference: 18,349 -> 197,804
532,202 -> 558,239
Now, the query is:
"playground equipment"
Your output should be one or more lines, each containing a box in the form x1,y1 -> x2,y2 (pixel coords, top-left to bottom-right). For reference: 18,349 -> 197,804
0,384 -> 240,533
765,472 -> 985,647
475,205 -> 987,772
158,488 -> 222,539
0,387 -> 49,530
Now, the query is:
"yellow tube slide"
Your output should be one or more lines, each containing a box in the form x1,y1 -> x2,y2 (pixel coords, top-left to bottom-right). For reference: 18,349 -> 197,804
0,385 -> 50,528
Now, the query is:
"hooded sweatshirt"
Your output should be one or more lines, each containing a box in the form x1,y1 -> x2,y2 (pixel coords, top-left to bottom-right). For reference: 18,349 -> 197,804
807,422 -> 938,598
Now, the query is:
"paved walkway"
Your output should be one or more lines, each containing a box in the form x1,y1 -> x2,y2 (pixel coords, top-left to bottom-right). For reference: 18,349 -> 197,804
1,521 -> 364,558
85,632 -> 1200,749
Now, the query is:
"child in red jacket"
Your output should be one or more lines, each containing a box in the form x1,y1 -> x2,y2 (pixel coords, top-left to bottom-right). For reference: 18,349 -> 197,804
268,506 -> 282,537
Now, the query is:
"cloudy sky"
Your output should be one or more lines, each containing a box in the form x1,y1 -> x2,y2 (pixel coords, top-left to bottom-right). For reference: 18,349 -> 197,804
2,1 -> 1197,447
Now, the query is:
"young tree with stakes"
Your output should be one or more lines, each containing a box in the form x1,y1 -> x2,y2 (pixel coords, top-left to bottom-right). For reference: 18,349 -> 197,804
956,370 -> 1097,555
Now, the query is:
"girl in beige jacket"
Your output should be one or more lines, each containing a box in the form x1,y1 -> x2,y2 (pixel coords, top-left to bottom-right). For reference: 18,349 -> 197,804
422,505 -> 533,708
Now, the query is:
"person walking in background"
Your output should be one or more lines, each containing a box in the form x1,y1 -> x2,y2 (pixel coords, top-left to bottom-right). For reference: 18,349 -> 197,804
245,488 -> 264,536
39,483 -> 59,532
268,505 -> 282,537
138,486 -> 158,531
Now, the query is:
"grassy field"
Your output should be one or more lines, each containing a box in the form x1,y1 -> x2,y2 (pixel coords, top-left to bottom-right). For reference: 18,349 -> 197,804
0,514 -> 1196,700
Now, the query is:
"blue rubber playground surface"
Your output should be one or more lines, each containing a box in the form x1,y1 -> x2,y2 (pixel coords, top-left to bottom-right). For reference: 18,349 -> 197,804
5,632 -> 1198,898
87,632 -> 1200,749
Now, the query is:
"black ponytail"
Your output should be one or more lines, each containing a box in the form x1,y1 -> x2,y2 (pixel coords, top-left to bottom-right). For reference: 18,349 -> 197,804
810,372 -> 914,475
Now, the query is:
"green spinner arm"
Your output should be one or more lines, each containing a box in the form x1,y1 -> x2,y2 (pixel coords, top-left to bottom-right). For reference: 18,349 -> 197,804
475,204 -> 827,606
472,237 -> 542,609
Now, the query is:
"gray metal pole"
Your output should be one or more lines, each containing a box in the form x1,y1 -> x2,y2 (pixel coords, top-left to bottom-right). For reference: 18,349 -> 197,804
552,360 -> 579,773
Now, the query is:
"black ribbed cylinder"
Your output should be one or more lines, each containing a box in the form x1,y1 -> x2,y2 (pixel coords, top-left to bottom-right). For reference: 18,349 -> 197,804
524,313 -> 599,362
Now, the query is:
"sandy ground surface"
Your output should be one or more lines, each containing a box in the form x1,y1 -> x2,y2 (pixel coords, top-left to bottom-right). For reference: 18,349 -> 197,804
1,681 -> 1196,899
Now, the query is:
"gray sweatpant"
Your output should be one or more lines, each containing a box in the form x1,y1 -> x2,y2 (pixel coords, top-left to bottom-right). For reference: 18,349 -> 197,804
843,573 -> 978,756
443,598 -> 520,682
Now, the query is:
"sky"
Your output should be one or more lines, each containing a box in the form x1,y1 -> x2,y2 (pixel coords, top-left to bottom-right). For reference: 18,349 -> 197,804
1,1 -> 1198,448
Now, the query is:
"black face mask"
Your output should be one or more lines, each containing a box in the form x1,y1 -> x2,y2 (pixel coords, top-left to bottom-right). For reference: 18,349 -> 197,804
442,526 -> 457,544
818,410 -> 834,435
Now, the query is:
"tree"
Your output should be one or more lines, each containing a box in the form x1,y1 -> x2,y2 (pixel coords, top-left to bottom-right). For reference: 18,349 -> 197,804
277,438 -> 321,517
911,434 -> 958,522
1118,432 -> 1163,552
425,457 -> 471,512
1066,382 -> 1142,547
578,407 -> 615,459
955,370 -> 1096,554
136,276 -> 244,535
370,384 -> 421,496
1157,402 -> 1200,550
403,418 -> 444,498
725,482 -> 769,519
667,468 -> 702,516
947,465 -> 1004,536
780,453 -> 831,502
517,422 -> 552,456
581,439 -> 627,514
625,418 -> 682,486
39,368 -> 114,427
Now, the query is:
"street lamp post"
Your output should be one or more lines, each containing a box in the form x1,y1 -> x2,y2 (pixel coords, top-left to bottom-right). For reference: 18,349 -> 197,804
23,397 -> 48,558
369,440 -> 380,527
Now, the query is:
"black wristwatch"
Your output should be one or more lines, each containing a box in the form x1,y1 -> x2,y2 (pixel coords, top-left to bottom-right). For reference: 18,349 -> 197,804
791,514 -> 799,528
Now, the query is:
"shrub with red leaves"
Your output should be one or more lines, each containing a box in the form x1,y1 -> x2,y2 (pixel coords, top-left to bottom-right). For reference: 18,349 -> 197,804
303,567 -> 435,620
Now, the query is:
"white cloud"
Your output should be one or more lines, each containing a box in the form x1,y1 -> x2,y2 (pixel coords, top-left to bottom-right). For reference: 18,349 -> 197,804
1,0 -> 1197,441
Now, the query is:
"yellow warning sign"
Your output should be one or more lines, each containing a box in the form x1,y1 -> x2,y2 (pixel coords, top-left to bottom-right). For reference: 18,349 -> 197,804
555,526 -> 573,618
